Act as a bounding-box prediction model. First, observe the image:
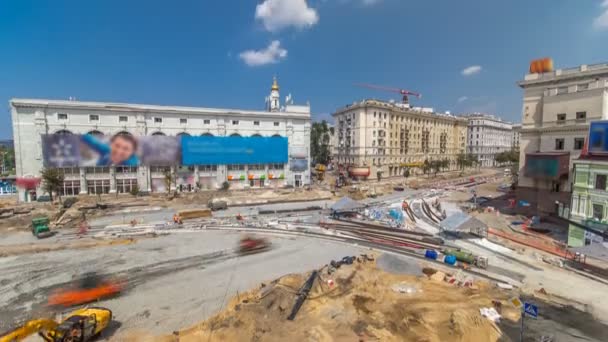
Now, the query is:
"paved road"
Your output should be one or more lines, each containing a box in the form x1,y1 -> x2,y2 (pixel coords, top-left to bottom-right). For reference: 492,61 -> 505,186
0,231 -> 376,337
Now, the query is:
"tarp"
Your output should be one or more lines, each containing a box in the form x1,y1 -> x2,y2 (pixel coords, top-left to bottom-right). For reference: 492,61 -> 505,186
440,211 -> 487,232
331,197 -> 364,212
569,243 -> 608,263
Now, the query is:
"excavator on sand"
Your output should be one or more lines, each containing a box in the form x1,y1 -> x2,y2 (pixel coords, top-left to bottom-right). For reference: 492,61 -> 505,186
0,307 -> 112,342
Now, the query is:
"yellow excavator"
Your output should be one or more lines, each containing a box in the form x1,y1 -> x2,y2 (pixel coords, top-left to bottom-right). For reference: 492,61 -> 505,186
0,307 -> 112,342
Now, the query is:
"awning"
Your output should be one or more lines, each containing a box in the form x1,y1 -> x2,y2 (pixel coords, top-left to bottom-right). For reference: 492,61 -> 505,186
524,152 -> 570,180
440,212 -> 487,232
331,197 -> 365,212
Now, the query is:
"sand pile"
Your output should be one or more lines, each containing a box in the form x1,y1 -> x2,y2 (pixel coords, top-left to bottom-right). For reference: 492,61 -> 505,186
142,255 -> 518,342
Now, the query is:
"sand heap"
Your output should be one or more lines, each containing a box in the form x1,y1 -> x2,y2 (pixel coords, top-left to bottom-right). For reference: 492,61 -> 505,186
147,256 -> 519,342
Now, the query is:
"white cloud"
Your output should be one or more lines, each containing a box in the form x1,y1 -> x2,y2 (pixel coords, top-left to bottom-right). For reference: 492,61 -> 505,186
593,0 -> 608,30
461,65 -> 482,76
255,0 -> 319,32
239,40 -> 288,67
457,96 -> 468,103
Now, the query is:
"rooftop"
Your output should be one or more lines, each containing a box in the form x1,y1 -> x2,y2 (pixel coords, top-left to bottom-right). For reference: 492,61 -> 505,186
10,98 -> 311,118
518,62 -> 608,87
333,99 -> 466,122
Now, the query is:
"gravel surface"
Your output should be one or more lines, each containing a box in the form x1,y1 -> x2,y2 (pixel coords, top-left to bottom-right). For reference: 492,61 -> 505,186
0,231 -> 374,336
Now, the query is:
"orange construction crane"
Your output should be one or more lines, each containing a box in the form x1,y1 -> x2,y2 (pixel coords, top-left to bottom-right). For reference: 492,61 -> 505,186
355,83 -> 421,105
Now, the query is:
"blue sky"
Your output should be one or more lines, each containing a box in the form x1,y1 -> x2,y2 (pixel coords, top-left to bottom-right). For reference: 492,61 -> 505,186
1,0 -> 608,138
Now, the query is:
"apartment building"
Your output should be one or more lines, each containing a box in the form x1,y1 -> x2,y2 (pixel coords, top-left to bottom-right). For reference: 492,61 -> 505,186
465,114 -> 514,168
332,100 -> 467,179
518,62 -> 608,194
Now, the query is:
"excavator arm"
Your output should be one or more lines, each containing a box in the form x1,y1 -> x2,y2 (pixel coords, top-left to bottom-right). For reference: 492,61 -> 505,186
0,319 -> 58,342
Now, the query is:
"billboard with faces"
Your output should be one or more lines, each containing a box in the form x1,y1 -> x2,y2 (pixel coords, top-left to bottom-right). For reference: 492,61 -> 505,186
41,133 -> 288,167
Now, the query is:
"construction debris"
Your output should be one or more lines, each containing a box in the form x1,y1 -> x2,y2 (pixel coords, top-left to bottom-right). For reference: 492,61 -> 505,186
152,255 -> 517,342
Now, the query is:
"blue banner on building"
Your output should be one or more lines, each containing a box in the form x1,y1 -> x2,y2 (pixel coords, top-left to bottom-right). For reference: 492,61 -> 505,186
181,136 -> 288,165
589,121 -> 608,154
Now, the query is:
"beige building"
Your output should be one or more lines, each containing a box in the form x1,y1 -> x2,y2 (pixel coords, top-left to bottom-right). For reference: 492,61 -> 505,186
332,100 -> 467,179
517,62 -> 608,193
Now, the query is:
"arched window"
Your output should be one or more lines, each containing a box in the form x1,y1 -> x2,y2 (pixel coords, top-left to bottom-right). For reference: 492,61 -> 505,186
230,133 -> 241,137
201,132 -> 214,137
151,132 -> 166,136
176,132 -> 191,137
272,134 -> 282,138
55,129 -> 73,135
87,130 -> 104,137
251,134 -> 262,137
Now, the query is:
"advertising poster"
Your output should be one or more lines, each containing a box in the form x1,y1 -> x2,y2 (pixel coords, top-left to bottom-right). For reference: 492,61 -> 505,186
589,121 -> 608,154
42,133 -> 180,167
181,136 -> 288,165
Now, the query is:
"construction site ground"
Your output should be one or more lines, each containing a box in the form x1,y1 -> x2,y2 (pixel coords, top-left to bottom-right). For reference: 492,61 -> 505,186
2,168 -> 608,341
128,255 -> 607,342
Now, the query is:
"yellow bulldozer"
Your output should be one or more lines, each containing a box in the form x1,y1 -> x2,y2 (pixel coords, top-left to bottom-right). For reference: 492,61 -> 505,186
0,307 -> 112,342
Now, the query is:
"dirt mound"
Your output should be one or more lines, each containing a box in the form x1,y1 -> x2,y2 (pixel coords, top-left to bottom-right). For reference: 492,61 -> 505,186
140,256 -> 517,342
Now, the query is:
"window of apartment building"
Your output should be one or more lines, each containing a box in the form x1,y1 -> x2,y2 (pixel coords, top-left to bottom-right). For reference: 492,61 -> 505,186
593,204 -> 604,220
85,167 -> 110,174
198,165 -> 218,172
227,164 -> 245,171
116,166 -> 137,173
248,164 -> 265,171
274,122 -> 279,126
57,113 -> 68,120
577,83 -> 589,91
89,114 -> 99,122
269,163 -> 284,170
596,174 -> 607,190
58,180 -> 80,197
384,113 -> 387,119
254,121 -> 260,126
232,120 -> 239,125
373,112 -> 376,117
119,116 -> 128,123
203,119 -> 210,125
87,179 -> 110,195
557,113 -> 566,122
555,138 -> 565,150
180,118 -> 187,124
557,86 -> 568,94
373,131 -> 376,137
574,138 -> 585,150
117,179 -> 138,194
154,117 -> 162,123
576,111 -> 586,120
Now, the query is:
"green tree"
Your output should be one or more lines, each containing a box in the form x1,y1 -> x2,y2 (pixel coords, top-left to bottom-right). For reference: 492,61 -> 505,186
40,168 -> 64,202
221,181 -> 230,191
163,168 -> 174,194
310,120 -> 331,165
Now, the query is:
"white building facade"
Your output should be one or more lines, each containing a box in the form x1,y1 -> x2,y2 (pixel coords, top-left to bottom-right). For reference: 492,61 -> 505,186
11,80 -> 311,201
518,62 -> 608,193
465,114 -> 514,168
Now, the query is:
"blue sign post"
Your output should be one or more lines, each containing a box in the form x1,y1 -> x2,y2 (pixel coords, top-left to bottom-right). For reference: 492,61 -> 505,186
521,302 -> 538,341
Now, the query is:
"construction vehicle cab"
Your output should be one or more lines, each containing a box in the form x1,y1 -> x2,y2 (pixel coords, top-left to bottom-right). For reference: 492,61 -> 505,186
31,216 -> 52,239
0,307 -> 112,342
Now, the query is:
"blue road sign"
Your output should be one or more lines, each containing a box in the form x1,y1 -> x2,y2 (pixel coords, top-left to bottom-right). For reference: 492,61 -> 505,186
524,302 -> 538,318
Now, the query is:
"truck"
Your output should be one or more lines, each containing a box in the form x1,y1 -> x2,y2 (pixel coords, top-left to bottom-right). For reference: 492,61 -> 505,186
444,248 -> 488,269
207,199 -> 228,211
31,216 -> 52,239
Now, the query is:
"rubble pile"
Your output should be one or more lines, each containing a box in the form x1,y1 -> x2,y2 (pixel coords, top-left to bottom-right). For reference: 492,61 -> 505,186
150,255 -> 518,342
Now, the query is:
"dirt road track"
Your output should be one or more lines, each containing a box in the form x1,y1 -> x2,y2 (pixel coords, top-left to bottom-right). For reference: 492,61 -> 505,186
0,230 -> 368,336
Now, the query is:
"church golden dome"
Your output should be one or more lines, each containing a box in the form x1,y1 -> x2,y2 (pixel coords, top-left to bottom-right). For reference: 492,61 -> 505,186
271,76 -> 279,91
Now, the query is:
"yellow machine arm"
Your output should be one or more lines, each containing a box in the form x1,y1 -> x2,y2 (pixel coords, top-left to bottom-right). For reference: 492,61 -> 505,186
0,319 -> 58,342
